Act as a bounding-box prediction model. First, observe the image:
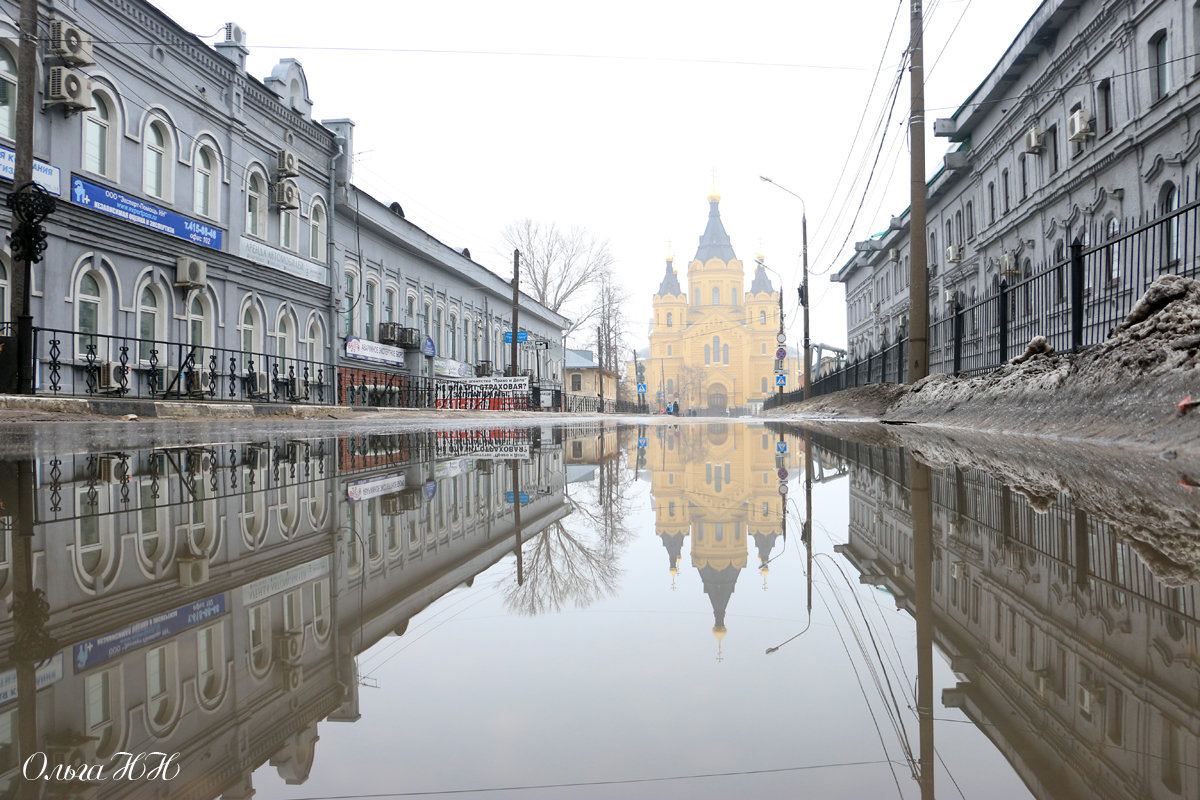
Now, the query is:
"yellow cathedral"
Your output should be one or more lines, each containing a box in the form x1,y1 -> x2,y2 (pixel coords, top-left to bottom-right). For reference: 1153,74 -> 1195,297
634,192 -> 798,414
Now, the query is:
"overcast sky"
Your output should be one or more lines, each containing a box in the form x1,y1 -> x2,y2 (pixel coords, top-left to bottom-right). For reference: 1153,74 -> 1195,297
151,0 -> 1043,350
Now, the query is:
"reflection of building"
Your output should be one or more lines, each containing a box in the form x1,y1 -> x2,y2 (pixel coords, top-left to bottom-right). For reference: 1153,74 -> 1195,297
817,433 -> 1200,800
639,424 -> 791,645
635,194 -> 796,414
0,429 -> 568,797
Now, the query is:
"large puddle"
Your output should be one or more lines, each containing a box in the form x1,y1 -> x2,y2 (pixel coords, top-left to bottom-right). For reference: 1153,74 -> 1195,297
0,418 -> 1196,799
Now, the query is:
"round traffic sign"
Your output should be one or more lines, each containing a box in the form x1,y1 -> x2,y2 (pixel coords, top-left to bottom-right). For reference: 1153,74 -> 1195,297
777,468 -> 789,480
778,483 -> 789,495
775,347 -> 787,360
776,332 -> 787,344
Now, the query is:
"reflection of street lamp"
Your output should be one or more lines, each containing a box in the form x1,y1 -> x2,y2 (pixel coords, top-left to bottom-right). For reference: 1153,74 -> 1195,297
760,175 -> 810,401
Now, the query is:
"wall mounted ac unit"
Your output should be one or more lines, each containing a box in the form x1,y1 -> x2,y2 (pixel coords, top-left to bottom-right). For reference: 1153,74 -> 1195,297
398,327 -> 421,349
888,248 -> 899,263
1067,109 -> 1092,143
44,733 -> 98,773
246,371 -> 270,397
475,360 -> 493,377
97,361 -> 125,392
1024,125 -> 1044,153
276,148 -> 300,177
46,66 -> 90,107
1035,670 -> 1051,698
175,256 -> 207,288
48,19 -> 95,65
279,663 -> 304,692
870,302 -> 881,315
275,631 -> 304,663
186,369 -> 215,397
148,366 -> 179,395
950,561 -> 967,580
273,182 -> 300,209
946,245 -> 963,263
93,453 -> 124,483
381,493 -> 404,516
178,554 -> 210,587
224,22 -> 247,46
378,321 -> 402,345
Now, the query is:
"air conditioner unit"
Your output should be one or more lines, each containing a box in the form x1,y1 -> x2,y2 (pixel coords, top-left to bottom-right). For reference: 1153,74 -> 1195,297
245,371 -> 270,397
1035,670 -> 1052,698
92,453 -> 125,484
279,663 -> 304,692
397,327 -> 422,349
224,22 -> 246,46
44,733 -> 98,774
950,561 -> 967,580
148,365 -> 179,395
178,554 -> 210,587
870,302 -> 881,315
378,321 -> 402,345
48,19 -> 95,66
175,256 -> 207,288
381,493 -> 404,516
185,369 -> 215,397
399,487 -> 422,510
46,66 -> 90,107
273,181 -> 300,209
999,252 -> 1016,274
890,563 -> 905,578
276,148 -> 300,177
888,247 -> 899,263
1067,109 -> 1092,143
275,631 -> 304,663
946,245 -> 963,263
1024,125 -> 1044,153
279,375 -> 299,399
95,361 -> 125,392
241,446 -> 266,470
475,360 -> 493,377
1077,681 -> 1104,715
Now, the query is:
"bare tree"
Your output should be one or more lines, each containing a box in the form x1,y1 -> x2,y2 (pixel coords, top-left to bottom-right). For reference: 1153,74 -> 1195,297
503,219 -> 614,337
593,269 -> 628,393
502,518 -> 621,616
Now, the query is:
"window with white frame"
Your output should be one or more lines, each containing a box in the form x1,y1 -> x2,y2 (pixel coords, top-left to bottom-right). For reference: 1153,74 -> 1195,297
0,257 -> 8,324
0,45 -> 14,141
248,604 -> 270,673
343,269 -> 358,338
143,119 -> 171,200
197,623 -> 223,702
307,318 -> 324,365
76,268 -> 108,356
145,643 -> 176,726
364,280 -> 377,340
246,170 -> 267,239
241,303 -> 264,360
309,200 -> 327,261
187,294 -> 212,348
194,144 -> 218,220
1150,30 -> 1170,102
449,313 -> 458,359
136,284 -> 163,362
85,669 -> 122,758
84,91 -> 117,178
277,313 -> 297,361
280,182 -> 299,251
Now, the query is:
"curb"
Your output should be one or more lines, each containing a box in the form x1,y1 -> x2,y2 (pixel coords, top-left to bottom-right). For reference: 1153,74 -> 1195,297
0,394 -> 311,419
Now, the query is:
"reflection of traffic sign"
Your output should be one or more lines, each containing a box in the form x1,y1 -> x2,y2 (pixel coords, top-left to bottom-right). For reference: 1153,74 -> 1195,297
506,491 -> 531,504
504,331 -> 528,343
778,483 -> 789,495
776,441 -> 788,454
775,347 -> 787,360
777,468 -> 789,480
637,383 -> 647,394
638,437 -> 648,447
776,332 -> 786,344
776,374 -> 787,386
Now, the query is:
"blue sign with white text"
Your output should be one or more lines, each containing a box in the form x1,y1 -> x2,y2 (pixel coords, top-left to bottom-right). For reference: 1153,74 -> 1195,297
504,331 -> 528,343
422,336 -> 436,357
73,594 -> 226,671
71,176 -> 223,250
506,491 -> 532,504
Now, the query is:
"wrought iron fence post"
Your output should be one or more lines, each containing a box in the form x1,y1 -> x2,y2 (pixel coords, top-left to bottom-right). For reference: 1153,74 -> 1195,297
953,300 -> 964,377
1069,237 -> 1085,352
998,278 -> 1010,364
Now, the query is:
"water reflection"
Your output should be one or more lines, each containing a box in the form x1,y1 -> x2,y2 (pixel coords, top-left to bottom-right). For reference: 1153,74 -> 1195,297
796,426 -> 1200,800
0,425 -> 580,798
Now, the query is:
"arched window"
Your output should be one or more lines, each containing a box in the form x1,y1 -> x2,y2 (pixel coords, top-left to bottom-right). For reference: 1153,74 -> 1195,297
188,295 -> 210,347
307,318 -> 324,365
988,182 -> 996,224
666,312 -> 673,328
449,313 -> 458,359
965,201 -> 975,239
343,269 -> 358,337
143,119 -> 171,200
194,144 -> 218,220
76,269 -> 107,355
309,200 -> 327,261
704,344 -> 711,364
406,293 -> 416,319
712,286 -> 720,305
84,92 -> 117,178
137,285 -> 163,362
246,170 -> 267,239
1161,182 -> 1180,265
434,306 -> 443,352
241,303 -> 263,360
713,335 -> 720,357
364,279 -> 377,340
422,301 -> 431,336
0,46 -> 15,140
384,287 -> 397,324
1054,241 -> 1066,302
955,210 -> 963,245
759,309 -> 766,325
0,257 -> 9,324
84,669 -> 123,759
1002,169 -> 1010,213
277,314 -> 296,361
1105,217 -> 1121,282
1150,30 -> 1170,102
279,182 -> 299,251
722,344 -> 729,364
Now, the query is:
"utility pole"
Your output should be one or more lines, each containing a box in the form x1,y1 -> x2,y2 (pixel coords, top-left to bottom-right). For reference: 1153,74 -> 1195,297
596,323 -> 604,411
907,0 -> 930,383
801,212 -> 811,400
9,0 -> 39,394
777,283 -> 785,406
510,249 -> 519,378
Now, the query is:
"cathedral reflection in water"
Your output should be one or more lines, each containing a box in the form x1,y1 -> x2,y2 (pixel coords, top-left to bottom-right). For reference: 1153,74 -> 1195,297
809,430 -> 1200,800
0,425 -> 588,798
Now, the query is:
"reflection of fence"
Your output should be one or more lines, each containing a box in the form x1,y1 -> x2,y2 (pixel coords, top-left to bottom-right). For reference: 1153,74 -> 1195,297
765,195 -> 1200,410
562,395 -> 644,414
34,327 -> 333,404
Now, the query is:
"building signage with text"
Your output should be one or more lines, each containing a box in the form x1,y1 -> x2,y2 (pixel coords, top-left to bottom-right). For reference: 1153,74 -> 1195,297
74,595 -> 227,671
239,236 -> 327,283
242,556 -> 331,605
0,652 -> 63,706
71,176 -> 223,249
0,146 -> 61,195
347,472 -> 407,502
345,336 -> 406,367
434,357 -> 473,378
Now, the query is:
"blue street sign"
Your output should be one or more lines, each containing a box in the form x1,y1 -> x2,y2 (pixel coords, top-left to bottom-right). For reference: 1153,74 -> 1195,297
504,331 -> 528,343
637,437 -> 648,447
776,374 -> 787,386
637,383 -> 647,394
776,441 -> 788,454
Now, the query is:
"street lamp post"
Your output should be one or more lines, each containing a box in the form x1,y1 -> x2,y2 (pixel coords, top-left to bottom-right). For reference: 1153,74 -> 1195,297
759,176 -> 810,401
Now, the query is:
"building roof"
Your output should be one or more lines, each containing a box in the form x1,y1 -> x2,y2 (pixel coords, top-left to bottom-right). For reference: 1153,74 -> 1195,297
694,196 -> 738,263
657,257 -> 682,296
565,349 -> 596,369
749,262 -> 775,294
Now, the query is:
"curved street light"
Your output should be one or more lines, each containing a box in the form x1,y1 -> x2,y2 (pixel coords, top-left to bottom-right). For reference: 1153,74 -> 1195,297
760,175 -> 811,401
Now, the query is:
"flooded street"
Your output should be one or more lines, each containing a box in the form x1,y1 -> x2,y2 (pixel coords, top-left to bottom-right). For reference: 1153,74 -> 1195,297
0,418 -> 1196,799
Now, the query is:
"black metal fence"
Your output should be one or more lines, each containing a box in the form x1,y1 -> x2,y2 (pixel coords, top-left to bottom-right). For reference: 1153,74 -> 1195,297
767,188 -> 1200,410
34,327 -> 334,404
